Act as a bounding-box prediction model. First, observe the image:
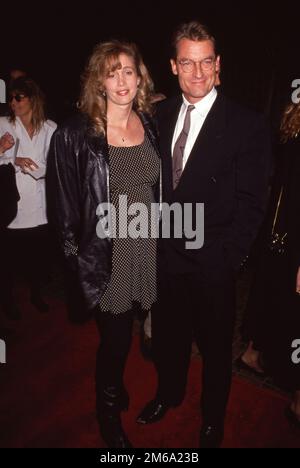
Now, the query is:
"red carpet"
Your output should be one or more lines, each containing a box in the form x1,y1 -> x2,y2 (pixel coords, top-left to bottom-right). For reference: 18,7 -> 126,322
0,291 -> 299,448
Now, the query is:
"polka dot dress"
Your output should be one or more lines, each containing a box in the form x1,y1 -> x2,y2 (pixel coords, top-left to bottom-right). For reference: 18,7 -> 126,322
99,134 -> 160,315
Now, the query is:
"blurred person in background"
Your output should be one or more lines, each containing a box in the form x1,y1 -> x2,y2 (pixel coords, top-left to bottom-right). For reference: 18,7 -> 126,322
239,100 -> 300,428
0,77 -> 56,320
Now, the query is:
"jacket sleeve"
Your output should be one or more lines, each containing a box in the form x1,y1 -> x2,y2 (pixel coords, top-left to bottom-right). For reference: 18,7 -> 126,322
46,128 -> 81,273
223,115 -> 272,271
292,146 -> 300,268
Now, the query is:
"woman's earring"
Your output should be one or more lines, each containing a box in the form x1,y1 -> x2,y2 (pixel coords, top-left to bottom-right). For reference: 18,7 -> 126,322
102,90 -> 106,97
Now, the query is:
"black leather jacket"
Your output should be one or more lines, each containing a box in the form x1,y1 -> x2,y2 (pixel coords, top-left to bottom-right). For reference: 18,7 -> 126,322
46,112 -> 160,310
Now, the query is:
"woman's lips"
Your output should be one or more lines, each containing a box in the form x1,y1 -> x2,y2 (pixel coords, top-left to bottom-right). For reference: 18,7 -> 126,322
117,90 -> 129,96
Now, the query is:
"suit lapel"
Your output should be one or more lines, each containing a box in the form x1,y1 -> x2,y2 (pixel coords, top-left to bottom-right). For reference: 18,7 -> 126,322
177,93 -> 227,189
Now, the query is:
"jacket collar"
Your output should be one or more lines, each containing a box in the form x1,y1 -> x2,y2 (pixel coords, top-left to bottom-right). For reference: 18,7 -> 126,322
136,111 -> 160,157
160,93 -> 227,197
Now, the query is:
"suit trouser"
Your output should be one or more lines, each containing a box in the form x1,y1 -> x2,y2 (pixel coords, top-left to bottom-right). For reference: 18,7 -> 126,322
152,267 -> 236,425
0,225 -> 50,307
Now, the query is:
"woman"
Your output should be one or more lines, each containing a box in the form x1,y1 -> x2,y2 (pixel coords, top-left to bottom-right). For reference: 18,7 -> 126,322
239,101 -> 300,427
47,41 -> 160,448
0,77 -> 57,319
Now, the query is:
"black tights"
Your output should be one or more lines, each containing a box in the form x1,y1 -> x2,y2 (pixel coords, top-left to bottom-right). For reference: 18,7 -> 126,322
95,309 -> 134,415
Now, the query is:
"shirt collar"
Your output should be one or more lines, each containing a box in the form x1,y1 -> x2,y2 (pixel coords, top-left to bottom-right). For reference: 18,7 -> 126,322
182,87 -> 217,117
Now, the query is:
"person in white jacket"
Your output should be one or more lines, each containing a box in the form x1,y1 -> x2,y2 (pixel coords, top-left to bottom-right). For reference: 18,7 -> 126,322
0,77 -> 56,319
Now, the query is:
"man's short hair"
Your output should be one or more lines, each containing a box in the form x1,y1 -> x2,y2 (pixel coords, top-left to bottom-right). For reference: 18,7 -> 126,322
172,21 -> 217,58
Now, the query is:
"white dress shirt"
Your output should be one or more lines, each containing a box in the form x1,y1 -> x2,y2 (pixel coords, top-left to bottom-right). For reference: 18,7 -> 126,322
0,116 -> 57,229
171,87 -> 217,170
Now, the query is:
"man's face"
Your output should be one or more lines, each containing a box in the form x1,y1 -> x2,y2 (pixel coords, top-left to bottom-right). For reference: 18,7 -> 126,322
171,38 -> 220,103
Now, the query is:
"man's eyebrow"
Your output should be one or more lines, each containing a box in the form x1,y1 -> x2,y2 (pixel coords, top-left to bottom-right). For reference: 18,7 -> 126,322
178,55 -> 215,61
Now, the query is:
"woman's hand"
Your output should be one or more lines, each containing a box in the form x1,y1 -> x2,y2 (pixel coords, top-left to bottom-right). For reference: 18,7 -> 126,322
296,267 -> 300,295
0,132 -> 15,154
15,157 -> 39,172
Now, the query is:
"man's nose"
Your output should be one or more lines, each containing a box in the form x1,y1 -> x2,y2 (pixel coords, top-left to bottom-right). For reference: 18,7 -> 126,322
193,61 -> 204,77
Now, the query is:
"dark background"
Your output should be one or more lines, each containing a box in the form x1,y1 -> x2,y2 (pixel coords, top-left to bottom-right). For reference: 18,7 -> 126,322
1,0 -> 300,127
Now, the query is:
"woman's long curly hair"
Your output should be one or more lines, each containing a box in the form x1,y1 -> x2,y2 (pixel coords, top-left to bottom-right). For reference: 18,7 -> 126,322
79,40 -> 154,136
280,101 -> 300,143
9,77 -> 46,134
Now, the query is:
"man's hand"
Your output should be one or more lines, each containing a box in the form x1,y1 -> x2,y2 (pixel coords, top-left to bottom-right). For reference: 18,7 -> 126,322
296,267 -> 300,295
0,132 -> 15,154
15,157 -> 39,172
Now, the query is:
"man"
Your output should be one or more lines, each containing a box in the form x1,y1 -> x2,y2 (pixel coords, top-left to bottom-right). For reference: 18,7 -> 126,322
0,132 -> 19,330
0,132 -> 19,230
137,21 -> 271,448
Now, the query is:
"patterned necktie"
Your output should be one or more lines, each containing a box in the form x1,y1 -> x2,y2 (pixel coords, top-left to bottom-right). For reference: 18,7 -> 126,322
172,104 -> 195,190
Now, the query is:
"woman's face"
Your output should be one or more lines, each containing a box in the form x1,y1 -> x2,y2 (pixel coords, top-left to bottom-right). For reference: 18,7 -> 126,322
9,92 -> 32,119
103,53 -> 140,108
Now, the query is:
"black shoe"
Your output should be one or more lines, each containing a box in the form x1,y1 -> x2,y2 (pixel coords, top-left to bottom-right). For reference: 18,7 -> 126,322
30,294 -> 49,313
136,399 -> 172,425
2,303 -> 21,321
199,424 -> 224,448
285,406 -> 300,430
99,413 -> 133,448
235,355 -> 265,378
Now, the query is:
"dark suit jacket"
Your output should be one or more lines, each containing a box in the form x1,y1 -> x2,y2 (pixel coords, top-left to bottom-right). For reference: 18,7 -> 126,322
157,93 -> 272,274
0,163 -> 19,230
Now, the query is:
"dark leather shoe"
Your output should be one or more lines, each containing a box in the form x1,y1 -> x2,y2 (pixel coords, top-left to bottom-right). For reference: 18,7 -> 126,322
285,406 -> 300,430
136,399 -> 171,424
235,355 -> 265,378
99,413 -> 133,448
199,424 -> 224,448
